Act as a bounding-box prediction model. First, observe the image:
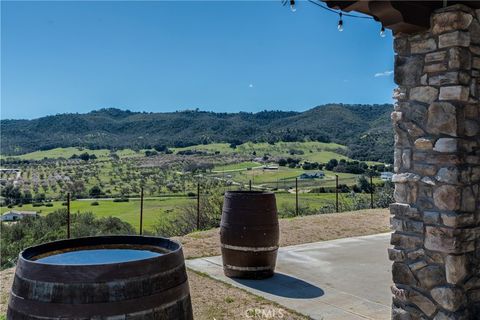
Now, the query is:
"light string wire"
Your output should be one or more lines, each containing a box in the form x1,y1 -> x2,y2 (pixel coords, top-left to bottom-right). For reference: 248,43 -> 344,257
306,0 -> 375,20
285,0 -> 386,36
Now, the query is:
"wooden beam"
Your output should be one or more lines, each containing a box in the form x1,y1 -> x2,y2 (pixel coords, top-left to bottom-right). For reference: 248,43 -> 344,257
369,1 -> 431,33
323,1 -> 480,34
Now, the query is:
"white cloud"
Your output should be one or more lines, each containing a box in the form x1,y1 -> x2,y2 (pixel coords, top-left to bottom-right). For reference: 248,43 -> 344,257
249,84 -> 254,88
374,70 -> 393,77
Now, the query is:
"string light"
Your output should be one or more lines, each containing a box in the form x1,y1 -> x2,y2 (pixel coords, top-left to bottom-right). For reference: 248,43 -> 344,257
290,0 -> 296,12
294,0 -> 387,36
337,12 -> 344,32
285,0 -> 388,37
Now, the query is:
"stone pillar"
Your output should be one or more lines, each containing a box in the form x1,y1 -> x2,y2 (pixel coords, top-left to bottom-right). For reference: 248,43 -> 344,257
390,4 -> 480,320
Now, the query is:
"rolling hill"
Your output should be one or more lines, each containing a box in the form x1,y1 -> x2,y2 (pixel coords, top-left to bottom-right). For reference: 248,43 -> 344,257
1,104 -> 394,163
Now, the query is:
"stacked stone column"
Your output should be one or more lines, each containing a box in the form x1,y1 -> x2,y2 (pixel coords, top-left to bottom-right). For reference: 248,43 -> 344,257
390,5 -> 480,320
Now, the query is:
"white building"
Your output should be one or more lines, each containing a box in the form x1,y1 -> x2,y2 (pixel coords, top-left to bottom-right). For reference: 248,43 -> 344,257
1,210 -> 38,222
380,172 -> 394,181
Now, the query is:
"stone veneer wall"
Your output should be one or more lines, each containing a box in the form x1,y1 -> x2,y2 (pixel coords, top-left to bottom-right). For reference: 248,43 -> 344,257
390,4 -> 480,320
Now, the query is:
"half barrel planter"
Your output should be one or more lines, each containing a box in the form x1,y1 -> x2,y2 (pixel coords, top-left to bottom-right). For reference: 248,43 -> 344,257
7,235 -> 193,320
220,191 -> 279,279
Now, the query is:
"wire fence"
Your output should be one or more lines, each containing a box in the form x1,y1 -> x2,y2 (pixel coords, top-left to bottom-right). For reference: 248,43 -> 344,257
1,175 -> 393,236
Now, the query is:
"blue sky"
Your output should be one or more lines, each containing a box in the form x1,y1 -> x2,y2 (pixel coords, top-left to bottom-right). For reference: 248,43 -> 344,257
1,1 -> 394,120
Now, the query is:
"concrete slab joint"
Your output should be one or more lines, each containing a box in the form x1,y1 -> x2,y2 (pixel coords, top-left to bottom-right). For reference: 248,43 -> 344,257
391,4 -> 480,319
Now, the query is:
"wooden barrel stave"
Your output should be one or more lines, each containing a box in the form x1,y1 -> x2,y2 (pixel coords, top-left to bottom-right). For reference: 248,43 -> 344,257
220,191 -> 279,279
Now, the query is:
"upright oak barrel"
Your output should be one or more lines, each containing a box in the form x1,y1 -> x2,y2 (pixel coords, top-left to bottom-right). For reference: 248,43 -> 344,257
220,191 -> 279,279
7,235 -> 193,320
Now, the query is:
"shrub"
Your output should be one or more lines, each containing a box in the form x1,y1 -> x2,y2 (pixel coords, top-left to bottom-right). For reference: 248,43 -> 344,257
153,192 -> 223,237
91,201 -> 99,206
1,210 -> 135,268
187,192 -> 196,197
32,203 -> 43,207
278,203 -> 317,218
375,181 -> 394,208
45,203 -> 54,207
113,198 -> 129,202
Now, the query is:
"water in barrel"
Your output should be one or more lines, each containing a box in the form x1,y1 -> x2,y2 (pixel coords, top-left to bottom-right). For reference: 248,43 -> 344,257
35,248 -> 164,265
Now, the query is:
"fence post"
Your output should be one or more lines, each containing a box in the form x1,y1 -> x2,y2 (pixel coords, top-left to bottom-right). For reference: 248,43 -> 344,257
67,193 -> 71,239
295,178 -> 299,216
335,175 -> 339,213
249,180 -> 252,191
140,187 -> 144,235
197,183 -> 200,230
370,175 -> 374,209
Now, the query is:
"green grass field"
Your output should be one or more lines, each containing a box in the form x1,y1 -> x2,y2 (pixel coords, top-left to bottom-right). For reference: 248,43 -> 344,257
2,147 -> 144,161
275,192 -> 368,208
213,161 -> 262,171
173,141 -> 347,158
1,189 -> 376,231
1,197 -> 194,232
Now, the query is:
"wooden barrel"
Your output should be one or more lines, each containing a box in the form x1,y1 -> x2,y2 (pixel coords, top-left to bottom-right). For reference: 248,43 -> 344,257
220,191 -> 279,279
7,235 -> 193,320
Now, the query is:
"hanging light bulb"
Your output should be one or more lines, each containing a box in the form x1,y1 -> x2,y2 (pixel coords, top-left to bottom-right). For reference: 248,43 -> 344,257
290,0 -> 296,12
380,24 -> 386,37
337,13 -> 344,32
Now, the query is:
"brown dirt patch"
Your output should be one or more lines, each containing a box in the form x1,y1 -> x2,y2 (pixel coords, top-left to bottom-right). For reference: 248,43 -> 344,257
176,208 -> 390,259
189,270 -> 306,319
0,268 -> 14,315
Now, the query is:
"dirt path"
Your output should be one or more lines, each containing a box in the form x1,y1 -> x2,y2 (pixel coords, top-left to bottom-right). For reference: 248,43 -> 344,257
0,209 -> 389,319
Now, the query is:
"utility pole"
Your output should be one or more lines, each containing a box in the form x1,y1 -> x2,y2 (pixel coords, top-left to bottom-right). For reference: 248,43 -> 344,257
370,175 -> 374,209
67,193 -> 71,239
295,178 -> 299,216
140,187 -> 144,235
197,183 -> 200,230
335,175 -> 339,213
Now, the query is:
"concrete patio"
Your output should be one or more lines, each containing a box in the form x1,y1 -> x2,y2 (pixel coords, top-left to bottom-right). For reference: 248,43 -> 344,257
186,233 -> 393,320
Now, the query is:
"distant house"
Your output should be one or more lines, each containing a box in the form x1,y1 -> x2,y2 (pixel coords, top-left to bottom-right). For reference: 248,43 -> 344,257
1,210 -> 38,222
263,165 -> 279,170
299,171 -> 325,179
380,172 -> 394,181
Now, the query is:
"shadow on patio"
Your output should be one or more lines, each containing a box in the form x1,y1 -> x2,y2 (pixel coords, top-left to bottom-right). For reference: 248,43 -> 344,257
233,273 -> 325,299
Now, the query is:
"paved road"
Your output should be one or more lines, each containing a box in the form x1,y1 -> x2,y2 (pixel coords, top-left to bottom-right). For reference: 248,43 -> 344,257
186,233 -> 392,320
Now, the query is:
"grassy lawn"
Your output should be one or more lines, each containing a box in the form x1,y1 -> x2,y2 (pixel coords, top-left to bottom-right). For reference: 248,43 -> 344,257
213,161 -> 262,171
1,197 -> 194,232
225,167 -> 360,187
275,192 -> 371,210
2,147 -> 145,161
235,141 -> 346,157
172,143 -> 234,154
302,150 -> 349,163
173,141 -> 347,158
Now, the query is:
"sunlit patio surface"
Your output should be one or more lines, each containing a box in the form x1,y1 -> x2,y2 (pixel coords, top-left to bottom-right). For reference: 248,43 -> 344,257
187,233 -> 392,320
